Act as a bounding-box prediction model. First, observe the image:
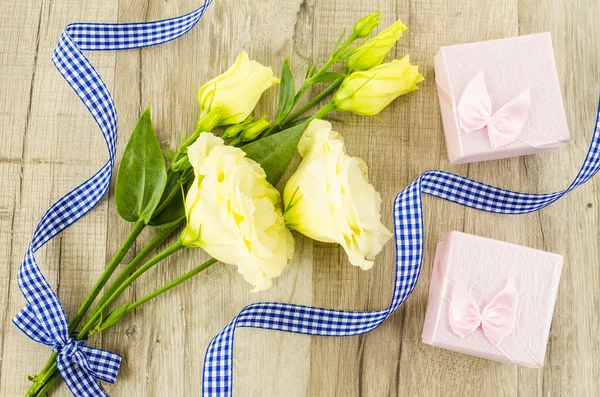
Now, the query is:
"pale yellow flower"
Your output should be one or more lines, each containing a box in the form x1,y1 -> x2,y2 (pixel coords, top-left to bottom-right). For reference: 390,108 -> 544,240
348,19 -> 407,72
283,120 -> 392,270
197,52 -> 280,126
333,56 -> 423,116
181,133 -> 294,292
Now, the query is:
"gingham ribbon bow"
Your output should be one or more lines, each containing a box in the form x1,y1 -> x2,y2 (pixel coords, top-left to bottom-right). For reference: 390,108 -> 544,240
14,301 -> 121,395
11,2 -> 600,397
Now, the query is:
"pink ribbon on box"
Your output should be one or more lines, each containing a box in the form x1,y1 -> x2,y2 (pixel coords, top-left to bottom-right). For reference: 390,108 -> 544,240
436,71 -> 563,151
432,261 -> 540,368
449,281 -> 518,346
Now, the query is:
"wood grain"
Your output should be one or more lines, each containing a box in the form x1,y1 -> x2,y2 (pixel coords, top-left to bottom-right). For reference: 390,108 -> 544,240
0,0 -> 599,396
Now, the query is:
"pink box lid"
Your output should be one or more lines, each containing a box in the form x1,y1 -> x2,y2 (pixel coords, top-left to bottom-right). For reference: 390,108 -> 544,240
422,231 -> 563,367
435,33 -> 570,163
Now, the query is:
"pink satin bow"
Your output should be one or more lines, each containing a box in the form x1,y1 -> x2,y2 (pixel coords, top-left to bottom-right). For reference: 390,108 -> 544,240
449,282 -> 518,346
457,71 -> 531,150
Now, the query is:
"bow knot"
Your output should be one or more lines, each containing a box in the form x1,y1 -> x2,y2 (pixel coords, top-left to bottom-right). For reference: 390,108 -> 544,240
449,282 -> 518,346
13,304 -> 121,396
54,339 -> 85,358
457,71 -> 531,151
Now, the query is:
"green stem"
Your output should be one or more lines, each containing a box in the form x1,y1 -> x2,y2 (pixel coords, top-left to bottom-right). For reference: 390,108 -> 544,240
26,256 -> 216,397
78,240 -> 185,339
126,258 -> 217,313
91,224 -> 180,317
171,114 -> 218,170
283,77 -> 344,125
68,219 -> 146,334
153,171 -> 180,216
306,33 -> 355,85
310,102 -> 336,122
28,371 -> 58,397
26,220 -> 150,396
25,236 -> 182,397
278,33 -> 355,129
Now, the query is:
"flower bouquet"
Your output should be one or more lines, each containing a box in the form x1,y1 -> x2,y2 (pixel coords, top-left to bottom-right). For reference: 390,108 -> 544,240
23,10 -> 423,396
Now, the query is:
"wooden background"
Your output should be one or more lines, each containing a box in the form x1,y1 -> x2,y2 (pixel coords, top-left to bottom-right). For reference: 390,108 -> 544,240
1,0 -> 599,396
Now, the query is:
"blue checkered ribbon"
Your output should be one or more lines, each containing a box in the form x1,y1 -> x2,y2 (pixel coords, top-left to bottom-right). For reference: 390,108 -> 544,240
202,105 -> 600,396
12,3 -> 212,396
9,2 -> 599,396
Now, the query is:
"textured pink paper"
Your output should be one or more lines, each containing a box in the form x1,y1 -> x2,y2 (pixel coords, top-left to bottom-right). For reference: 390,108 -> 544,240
422,231 -> 563,367
434,33 -> 570,164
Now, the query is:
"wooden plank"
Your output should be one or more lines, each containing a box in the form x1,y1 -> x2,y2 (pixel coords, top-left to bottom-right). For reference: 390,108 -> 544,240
0,0 -> 43,389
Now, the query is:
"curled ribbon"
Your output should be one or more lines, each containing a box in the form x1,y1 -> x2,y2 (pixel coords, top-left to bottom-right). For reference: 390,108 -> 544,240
457,71 -> 532,150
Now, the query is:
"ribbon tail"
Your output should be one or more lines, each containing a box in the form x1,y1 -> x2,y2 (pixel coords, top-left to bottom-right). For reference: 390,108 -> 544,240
12,304 -> 56,346
56,353 -> 109,397
79,345 -> 122,384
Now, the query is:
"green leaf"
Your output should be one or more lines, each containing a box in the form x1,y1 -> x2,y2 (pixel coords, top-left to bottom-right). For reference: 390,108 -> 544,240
116,108 -> 168,223
275,58 -> 296,125
164,148 -> 176,164
305,57 -> 315,79
310,72 -> 346,84
331,27 -> 347,56
149,171 -> 187,229
241,121 -> 309,186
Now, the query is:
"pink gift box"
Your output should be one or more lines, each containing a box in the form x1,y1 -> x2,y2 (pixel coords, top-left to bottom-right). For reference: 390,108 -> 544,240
434,33 -> 571,164
422,231 -> 563,368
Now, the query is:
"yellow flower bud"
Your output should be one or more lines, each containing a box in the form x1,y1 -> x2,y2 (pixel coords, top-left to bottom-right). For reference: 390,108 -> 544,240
197,52 -> 280,126
348,19 -> 407,71
181,133 -> 294,292
333,56 -> 423,116
222,116 -> 254,139
351,11 -> 382,39
283,120 -> 392,270
241,116 -> 271,142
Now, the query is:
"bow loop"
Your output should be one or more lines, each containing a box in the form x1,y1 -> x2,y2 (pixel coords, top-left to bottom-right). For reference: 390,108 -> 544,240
449,283 -> 482,337
480,282 -> 518,346
457,70 -> 493,132
457,71 -> 531,150
13,304 -> 56,347
449,281 -> 518,346
55,339 -> 122,396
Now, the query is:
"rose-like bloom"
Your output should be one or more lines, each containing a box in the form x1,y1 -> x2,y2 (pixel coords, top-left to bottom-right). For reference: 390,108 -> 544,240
347,19 -> 407,71
333,56 -> 423,116
180,133 -> 294,292
283,120 -> 392,270
197,52 -> 280,126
